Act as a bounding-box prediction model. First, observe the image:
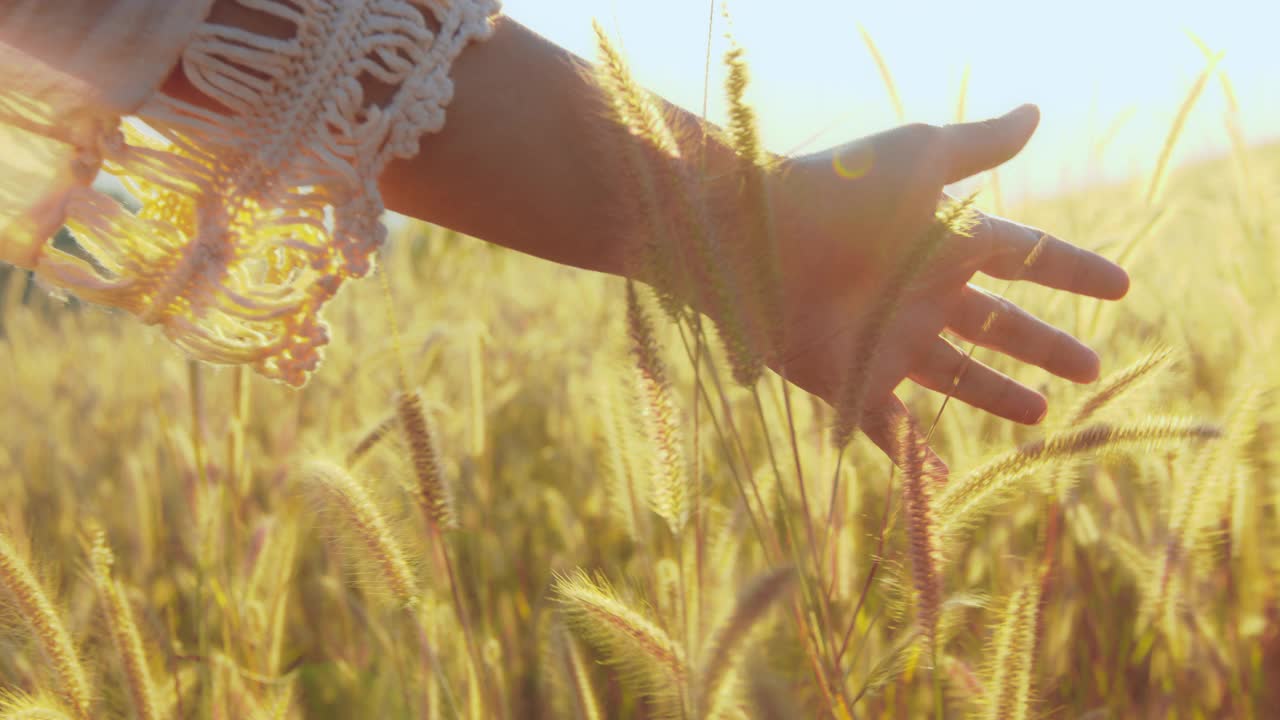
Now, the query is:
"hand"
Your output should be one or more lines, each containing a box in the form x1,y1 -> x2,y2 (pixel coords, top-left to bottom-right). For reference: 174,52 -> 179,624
758,105 -> 1129,472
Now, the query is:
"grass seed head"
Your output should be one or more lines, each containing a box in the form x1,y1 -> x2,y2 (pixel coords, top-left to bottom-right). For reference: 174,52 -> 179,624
396,390 -> 457,532
0,530 -> 91,719
89,532 -> 157,720
299,459 -> 419,608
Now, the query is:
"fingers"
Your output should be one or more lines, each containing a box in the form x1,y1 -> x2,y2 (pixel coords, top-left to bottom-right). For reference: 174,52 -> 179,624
948,284 -> 1101,383
940,104 -> 1040,184
910,336 -> 1047,425
978,216 -> 1130,300
860,394 -> 950,478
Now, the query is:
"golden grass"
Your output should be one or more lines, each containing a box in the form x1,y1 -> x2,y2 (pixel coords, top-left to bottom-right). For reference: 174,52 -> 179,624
299,459 -> 419,608
859,25 -> 906,122
977,573 -> 1043,720
89,533 -> 157,720
396,390 -> 457,532
696,565 -> 794,714
0,692 -> 74,720
0,23 -> 1277,720
1146,49 -> 1222,205
0,533 -> 90,719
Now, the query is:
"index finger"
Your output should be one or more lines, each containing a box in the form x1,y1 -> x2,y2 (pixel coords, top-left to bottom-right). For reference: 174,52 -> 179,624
977,216 -> 1130,300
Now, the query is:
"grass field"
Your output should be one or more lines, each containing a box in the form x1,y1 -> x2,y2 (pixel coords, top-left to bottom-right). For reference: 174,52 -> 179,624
0,32 -> 1277,720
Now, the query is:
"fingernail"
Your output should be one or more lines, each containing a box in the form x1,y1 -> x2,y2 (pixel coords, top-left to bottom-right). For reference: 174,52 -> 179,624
1031,398 -> 1049,424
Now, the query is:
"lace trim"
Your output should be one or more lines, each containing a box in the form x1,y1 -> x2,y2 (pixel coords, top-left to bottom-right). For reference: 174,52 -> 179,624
20,0 -> 499,386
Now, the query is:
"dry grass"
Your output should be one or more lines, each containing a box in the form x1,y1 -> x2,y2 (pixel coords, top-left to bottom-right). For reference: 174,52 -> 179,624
0,22 -> 1277,720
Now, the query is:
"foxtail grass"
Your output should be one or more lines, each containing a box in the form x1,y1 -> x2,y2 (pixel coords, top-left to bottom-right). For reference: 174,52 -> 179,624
697,565 -> 795,715
855,625 -> 924,702
937,418 -> 1221,536
0,693 -> 75,720
977,575 -> 1044,720
859,25 -> 905,122
555,571 -> 688,711
600,376 -> 649,542
397,390 -> 457,532
1066,346 -> 1175,425
954,65 -> 971,123
299,460 -> 418,608
549,622 -> 604,720
347,411 -> 398,467
900,429 -> 943,648
592,23 -> 761,388
1147,386 -> 1260,634
0,531 -> 91,719
1146,48 -> 1221,205
590,21 -> 690,324
89,533 -> 157,720
626,281 -> 690,536
590,20 -> 681,160
723,41 -> 783,378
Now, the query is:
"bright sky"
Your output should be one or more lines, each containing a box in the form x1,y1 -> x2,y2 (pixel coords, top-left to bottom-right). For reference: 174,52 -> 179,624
503,0 -> 1279,203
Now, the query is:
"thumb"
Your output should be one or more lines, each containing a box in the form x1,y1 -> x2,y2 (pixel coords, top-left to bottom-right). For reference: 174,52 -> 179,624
941,103 -> 1040,184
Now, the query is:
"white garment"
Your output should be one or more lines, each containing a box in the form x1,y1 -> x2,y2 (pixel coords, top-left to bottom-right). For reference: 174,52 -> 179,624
0,0 -> 500,385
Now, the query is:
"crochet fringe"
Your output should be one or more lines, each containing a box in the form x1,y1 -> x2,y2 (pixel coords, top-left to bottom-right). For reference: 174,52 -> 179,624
0,0 -> 499,386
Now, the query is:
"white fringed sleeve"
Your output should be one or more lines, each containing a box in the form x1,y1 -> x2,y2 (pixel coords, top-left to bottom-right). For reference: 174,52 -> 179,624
0,0 -> 501,385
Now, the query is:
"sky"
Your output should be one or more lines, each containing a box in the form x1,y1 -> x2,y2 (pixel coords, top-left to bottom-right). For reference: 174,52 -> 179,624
503,0 -> 1279,203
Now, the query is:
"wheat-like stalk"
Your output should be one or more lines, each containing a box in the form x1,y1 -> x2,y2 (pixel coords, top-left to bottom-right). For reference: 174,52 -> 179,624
550,622 -> 604,720
855,625 -> 924,701
1105,533 -> 1153,586
397,390 -> 457,531
723,42 -> 782,376
591,23 -> 758,385
600,376 -> 648,541
347,411 -> 398,467
554,570 -> 687,707
89,532 -> 157,720
626,281 -> 690,537
0,531 -> 91,719
654,557 -> 685,633
1067,346 -> 1174,425
1147,387 -> 1259,631
859,25 -> 905,122
900,429 -> 943,647
1146,49 -> 1221,205
299,459 -> 419,608
697,565 -> 794,717
1049,346 -> 1177,501
937,418 -> 1221,535
591,20 -> 681,160
954,65 -> 971,123
590,20 -> 690,323
977,576 -> 1043,720
0,692 -> 75,720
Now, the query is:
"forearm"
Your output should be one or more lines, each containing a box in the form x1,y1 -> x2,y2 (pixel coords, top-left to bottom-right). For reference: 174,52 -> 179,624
381,17 -> 623,275
380,16 -> 738,279
164,8 -> 733,280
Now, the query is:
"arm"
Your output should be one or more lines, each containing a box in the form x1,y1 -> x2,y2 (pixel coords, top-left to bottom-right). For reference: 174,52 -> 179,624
381,17 -> 638,276
163,7 -> 1129,469
384,18 -> 1130,469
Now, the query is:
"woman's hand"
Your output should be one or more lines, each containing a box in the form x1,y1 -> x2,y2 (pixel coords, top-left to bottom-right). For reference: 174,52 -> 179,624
271,18 -> 1128,473
757,105 -> 1129,470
